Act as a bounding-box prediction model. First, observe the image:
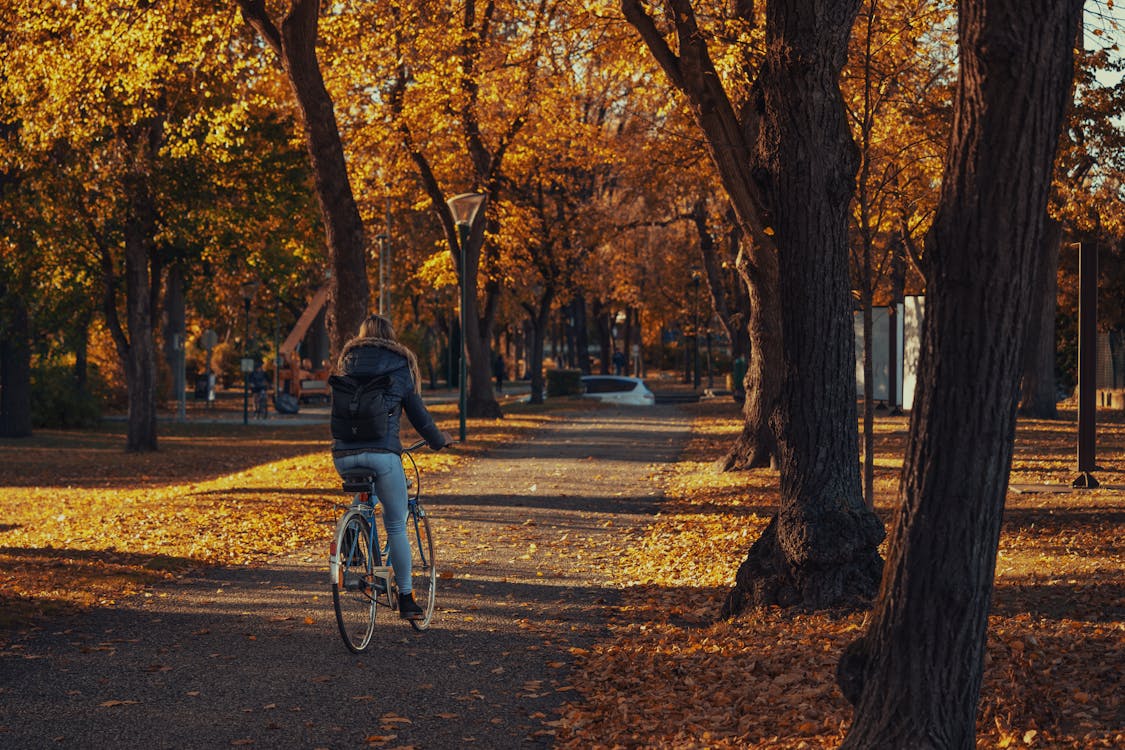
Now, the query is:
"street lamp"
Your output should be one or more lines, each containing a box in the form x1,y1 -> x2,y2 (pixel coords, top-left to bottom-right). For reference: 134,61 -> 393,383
240,279 -> 259,425
446,192 -> 487,443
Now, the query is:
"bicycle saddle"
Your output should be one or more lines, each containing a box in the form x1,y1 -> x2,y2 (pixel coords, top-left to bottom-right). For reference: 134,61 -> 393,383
340,471 -> 375,493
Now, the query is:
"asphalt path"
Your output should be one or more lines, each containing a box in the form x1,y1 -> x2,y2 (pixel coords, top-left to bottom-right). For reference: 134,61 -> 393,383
0,405 -> 690,749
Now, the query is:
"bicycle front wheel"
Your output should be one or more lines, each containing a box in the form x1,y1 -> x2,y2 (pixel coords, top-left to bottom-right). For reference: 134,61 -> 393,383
407,506 -> 436,631
332,511 -> 377,652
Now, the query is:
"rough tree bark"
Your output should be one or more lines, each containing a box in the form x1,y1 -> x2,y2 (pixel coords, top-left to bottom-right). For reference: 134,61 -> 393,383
1019,216 -> 1061,418
837,2 -> 1082,746
237,0 -> 369,357
724,0 -> 883,614
626,0 -> 884,612
459,215 -> 503,419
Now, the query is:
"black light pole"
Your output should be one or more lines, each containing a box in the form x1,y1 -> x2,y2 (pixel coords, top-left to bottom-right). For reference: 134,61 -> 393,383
240,280 -> 259,425
446,192 -> 487,443
1074,240 -> 1099,488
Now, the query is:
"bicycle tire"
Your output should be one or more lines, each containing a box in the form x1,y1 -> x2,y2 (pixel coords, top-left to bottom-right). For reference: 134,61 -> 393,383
331,510 -> 377,652
407,506 -> 436,631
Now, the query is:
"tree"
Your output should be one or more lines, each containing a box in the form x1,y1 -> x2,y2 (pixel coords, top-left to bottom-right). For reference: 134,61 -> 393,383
843,0 -> 951,505
2,0 -> 325,447
368,0 -> 560,419
837,1 -> 1083,746
625,0 -> 885,612
0,121 -> 34,439
623,0 -> 782,472
0,274 -> 32,438
237,0 -> 369,356
3,1 -> 179,450
1018,216 -> 1062,417
1036,15 -> 1125,411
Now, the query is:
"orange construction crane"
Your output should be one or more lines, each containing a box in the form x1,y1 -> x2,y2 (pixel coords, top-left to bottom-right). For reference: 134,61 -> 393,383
278,287 -> 331,402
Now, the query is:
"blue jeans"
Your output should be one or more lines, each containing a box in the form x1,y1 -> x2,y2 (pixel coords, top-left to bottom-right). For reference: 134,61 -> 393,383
334,452 -> 413,595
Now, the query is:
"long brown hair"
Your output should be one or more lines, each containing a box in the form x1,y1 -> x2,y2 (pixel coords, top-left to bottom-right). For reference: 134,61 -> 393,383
357,314 -> 396,341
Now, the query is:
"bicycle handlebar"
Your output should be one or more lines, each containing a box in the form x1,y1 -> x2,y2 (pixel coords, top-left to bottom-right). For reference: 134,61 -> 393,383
404,438 -> 459,453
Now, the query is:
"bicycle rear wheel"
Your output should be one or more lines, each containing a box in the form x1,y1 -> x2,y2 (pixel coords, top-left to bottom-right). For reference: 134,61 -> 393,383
332,510 -> 377,652
407,506 -> 436,631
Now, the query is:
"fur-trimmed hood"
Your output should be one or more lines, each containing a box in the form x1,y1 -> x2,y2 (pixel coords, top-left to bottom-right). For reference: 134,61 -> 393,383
336,336 -> 422,394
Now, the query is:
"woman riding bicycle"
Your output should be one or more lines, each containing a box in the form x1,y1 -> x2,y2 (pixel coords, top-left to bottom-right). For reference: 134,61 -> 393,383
332,314 -> 453,620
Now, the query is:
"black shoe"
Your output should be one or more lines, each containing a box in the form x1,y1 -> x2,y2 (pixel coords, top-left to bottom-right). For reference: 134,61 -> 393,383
398,592 -> 424,620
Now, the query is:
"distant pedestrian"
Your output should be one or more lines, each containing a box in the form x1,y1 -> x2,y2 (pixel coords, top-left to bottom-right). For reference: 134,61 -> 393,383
612,350 -> 626,376
249,362 -> 270,419
493,353 -> 506,392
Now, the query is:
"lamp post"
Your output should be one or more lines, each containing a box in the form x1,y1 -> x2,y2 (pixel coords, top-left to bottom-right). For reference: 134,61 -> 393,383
446,192 -> 487,443
240,280 -> 259,425
1074,241 -> 1099,488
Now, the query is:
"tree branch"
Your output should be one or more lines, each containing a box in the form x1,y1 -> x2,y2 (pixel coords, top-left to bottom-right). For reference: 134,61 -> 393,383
235,0 -> 283,59
620,0 -> 685,89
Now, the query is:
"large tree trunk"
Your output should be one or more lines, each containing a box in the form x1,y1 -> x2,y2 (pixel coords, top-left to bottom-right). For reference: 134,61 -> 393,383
724,0 -> 883,614
238,0 -> 369,357
96,120 -> 162,453
691,203 -> 771,471
626,0 -> 881,612
623,0 -> 782,472
1019,216 -> 1062,418
717,240 -> 781,471
119,123 -> 161,453
461,218 -> 503,419
838,2 -> 1081,746
0,288 -> 32,438
523,288 -> 554,405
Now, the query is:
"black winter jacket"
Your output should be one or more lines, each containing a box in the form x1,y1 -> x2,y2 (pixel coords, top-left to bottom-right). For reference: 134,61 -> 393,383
330,337 -> 446,456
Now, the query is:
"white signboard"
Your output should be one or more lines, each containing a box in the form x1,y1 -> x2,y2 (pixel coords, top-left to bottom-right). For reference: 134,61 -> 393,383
854,296 -> 923,409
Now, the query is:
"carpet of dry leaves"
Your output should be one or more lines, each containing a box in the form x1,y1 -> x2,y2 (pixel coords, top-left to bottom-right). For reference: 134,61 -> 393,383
2,396 -> 1122,748
0,401 -> 552,630
555,400 -> 1124,749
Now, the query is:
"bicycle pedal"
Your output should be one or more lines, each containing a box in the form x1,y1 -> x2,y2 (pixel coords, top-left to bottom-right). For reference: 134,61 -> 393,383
371,566 -> 395,600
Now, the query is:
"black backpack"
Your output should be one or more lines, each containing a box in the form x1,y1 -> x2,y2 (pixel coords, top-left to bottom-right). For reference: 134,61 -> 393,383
329,374 -> 394,441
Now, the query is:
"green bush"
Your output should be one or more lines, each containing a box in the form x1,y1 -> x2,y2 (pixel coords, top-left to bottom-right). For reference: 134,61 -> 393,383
31,364 -> 104,428
546,368 -> 584,397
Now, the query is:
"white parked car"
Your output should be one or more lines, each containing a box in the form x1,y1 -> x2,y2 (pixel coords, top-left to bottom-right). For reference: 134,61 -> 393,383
580,375 -> 656,406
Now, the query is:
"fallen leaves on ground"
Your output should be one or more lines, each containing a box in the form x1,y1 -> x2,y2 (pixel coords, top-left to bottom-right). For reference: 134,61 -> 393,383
556,400 -> 1124,749
0,401 -> 551,632
2,397 -> 1121,747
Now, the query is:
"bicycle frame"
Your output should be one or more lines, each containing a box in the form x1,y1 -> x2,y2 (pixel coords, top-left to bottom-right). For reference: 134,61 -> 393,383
329,439 -> 428,613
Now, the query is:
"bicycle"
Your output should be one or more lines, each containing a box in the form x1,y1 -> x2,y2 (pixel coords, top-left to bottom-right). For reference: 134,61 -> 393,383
330,438 -> 436,652
253,389 -> 269,419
